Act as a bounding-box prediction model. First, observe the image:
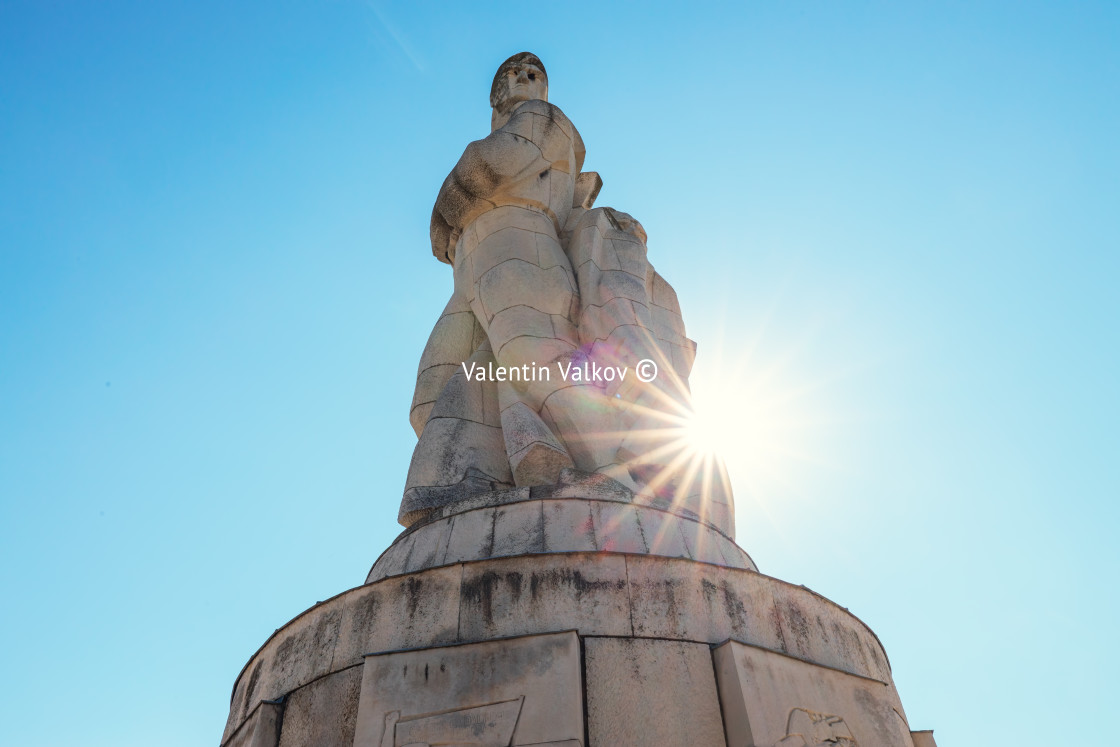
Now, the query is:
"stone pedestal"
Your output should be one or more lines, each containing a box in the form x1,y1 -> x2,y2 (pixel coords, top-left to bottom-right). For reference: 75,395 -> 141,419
220,487 -> 934,747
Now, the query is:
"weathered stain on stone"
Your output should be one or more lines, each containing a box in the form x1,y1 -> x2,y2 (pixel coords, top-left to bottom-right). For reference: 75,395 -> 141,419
506,571 -> 524,604
405,576 -> 425,620
242,659 -> 263,719
721,580 -> 749,636
462,571 -> 494,622
814,613 -> 832,648
785,602 -> 812,655
854,684 -> 898,742
768,603 -> 789,653
276,665 -> 362,747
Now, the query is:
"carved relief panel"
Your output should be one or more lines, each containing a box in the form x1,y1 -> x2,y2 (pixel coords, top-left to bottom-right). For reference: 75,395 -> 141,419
352,631 -> 583,747
712,641 -> 913,747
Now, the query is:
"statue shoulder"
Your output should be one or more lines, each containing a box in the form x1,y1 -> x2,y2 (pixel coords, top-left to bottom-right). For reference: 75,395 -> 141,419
505,100 -> 585,171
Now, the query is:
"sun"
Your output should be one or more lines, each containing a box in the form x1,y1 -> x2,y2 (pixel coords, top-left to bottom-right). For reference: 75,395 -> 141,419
679,340 -> 822,510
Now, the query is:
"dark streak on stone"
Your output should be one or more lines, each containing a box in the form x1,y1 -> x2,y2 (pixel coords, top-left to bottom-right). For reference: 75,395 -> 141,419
769,604 -> 788,653
243,659 -> 263,719
787,602 -> 811,654
721,580 -> 748,635
461,570 -> 501,624
405,577 -> 424,620
506,571 -> 524,605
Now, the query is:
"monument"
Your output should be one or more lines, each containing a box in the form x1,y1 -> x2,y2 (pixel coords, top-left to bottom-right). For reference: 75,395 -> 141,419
219,53 -> 937,747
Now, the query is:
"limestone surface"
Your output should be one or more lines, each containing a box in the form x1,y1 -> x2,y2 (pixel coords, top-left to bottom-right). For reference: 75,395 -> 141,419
352,631 -> 583,747
585,637 -> 727,747
221,553 -> 897,745
712,640 -> 914,747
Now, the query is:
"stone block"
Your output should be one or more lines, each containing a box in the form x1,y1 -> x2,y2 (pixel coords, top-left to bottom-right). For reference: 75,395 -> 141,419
549,312 -> 579,343
650,270 -> 680,311
597,269 -> 648,303
584,637 -> 726,747
491,499 -> 546,557
332,565 -> 462,670
426,368 -> 487,424
911,731 -> 937,747
480,225 -> 544,267
367,532 -> 413,580
679,521 -> 730,566
550,469 -> 632,503
579,298 -> 643,344
352,631 -> 584,747
713,530 -> 751,566
712,641 -> 913,747
411,361 -> 457,406
574,225 -> 621,270
613,238 -> 649,279
399,517 -> 454,574
249,604 -> 343,708
276,665 -> 362,747
501,401 -> 574,486
489,304 -> 558,354
479,259 -> 575,320
644,508 -> 695,559
573,171 -> 602,209
542,499 -> 597,553
670,340 -> 697,378
222,699 -> 283,747
471,204 -> 552,241
458,554 -> 631,640
651,304 -> 687,342
767,582 -> 893,683
441,506 -> 496,564
537,230 -> 569,269
417,308 -> 475,371
625,556 -> 785,651
403,416 -> 509,492
590,501 -> 647,554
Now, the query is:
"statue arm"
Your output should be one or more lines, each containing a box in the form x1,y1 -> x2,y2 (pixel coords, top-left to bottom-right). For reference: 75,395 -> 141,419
430,110 -> 551,261
429,200 -> 457,263
429,133 -> 542,261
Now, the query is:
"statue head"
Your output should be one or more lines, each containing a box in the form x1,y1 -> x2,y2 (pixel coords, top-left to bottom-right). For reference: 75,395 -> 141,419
490,52 -> 547,122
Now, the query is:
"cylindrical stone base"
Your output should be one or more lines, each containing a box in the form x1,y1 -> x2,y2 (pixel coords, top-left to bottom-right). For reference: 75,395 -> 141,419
221,551 -> 928,747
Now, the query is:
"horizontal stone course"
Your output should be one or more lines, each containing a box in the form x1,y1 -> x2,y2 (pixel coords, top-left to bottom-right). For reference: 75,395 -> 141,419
366,496 -> 756,583
223,553 -> 892,744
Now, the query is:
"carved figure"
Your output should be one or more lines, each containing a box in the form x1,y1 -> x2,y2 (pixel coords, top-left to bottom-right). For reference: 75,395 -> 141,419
400,53 -> 733,534
775,708 -> 859,747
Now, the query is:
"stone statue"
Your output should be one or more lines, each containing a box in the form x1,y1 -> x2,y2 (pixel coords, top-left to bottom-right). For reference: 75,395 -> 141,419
219,55 -> 935,746
401,52 -> 733,535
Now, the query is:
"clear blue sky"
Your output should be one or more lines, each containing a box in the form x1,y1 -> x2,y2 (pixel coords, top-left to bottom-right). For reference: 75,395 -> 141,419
1,2 -> 1116,745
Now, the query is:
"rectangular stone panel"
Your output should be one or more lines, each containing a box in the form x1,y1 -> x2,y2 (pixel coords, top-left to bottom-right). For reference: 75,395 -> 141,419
625,555 -> 785,651
352,631 -> 584,747
246,604 -> 343,709
584,637 -> 726,747
332,565 -> 462,671
277,665 -> 362,747
542,499 -> 598,553
443,507 -> 498,564
222,699 -> 282,747
458,554 -> 631,640
766,582 -> 893,683
712,640 -> 914,747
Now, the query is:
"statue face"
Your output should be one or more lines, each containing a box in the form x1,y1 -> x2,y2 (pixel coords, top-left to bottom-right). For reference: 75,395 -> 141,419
495,62 -> 547,109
